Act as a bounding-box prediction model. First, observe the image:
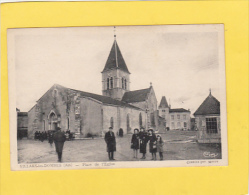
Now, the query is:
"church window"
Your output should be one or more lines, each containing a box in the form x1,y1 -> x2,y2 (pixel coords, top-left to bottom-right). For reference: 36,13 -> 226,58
67,117 -> 70,130
184,122 -> 187,128
150,113 -> 155,126
110,117 -> 114,128
107,78 -> 110,89
139,113 -> 143,128
177,114 -> 180,120
122,78 -> 124,89
124,79 -> 127,89
52,89 -> 58,97
110,77 -> 113,89
171,115 -> 174,120
183,115 -> 186,120
162,110 -> 165,112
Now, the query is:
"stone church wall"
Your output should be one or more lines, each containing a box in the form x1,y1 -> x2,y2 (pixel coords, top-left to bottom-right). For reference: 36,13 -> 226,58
103,105 -> 118,134
28,85 -> 81,138
80,97 -> 103,136
119,107 -> 141,134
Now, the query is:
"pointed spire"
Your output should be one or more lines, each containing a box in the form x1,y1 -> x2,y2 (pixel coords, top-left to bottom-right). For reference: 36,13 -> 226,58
159,96 -> 169,108
209,88 -> 212,96
102,27 -> 130,74
150,82 -> 152,87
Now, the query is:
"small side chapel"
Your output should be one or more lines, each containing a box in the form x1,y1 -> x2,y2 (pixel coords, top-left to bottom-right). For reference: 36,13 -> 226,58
27,34 -> 158,138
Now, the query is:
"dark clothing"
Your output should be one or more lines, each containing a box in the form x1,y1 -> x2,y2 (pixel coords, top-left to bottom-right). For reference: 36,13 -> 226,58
156,137 -> 164,153
108,152 -> 114,160
34,131 -> 38,140
53,131 -> 66,162
119,128 -> 124,137
139,131 -> 148,154
105,131 -> 116,152
148,133 -> 157,153
40,132 -> 44,142
48,134 -> 54,145
131,134 -> 140,150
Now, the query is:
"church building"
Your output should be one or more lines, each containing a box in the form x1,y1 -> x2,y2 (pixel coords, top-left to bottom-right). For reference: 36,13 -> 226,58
27,35 -> 158,138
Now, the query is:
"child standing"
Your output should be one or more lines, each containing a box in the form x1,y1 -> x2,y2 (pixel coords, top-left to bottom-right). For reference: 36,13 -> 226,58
156,134 -> 164,160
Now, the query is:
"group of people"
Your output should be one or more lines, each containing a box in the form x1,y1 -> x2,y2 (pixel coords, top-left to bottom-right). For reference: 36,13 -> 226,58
104,127 -> 164,161
36,127 -> 164,162
34,131 -> 52,142
131,127 -> 164,160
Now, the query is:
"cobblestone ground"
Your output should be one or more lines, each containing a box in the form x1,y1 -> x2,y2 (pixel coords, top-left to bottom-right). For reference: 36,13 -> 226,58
18,131 -> 221,163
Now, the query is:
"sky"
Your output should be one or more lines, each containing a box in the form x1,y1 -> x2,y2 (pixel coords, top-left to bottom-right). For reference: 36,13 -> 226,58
10,25 -> 225,116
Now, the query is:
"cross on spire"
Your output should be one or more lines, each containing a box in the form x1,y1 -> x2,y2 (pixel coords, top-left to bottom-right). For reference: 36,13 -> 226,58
114,26 -> 116,39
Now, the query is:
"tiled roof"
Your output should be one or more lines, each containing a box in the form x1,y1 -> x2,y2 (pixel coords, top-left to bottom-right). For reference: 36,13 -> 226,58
68,88 -> 142,110
102,40 -> 130,74
122,88 -> 151,103
18,112 -> 28,116
193,93 -> 220,115
169,108 -> 190,113
159,96 -> 169,108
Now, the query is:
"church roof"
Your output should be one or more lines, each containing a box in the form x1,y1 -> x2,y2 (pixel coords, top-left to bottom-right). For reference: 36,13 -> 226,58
122,87 -> 151,103
18,112 -> 28,116
193,92 -> 220,116
159,96 -> 169,108
69,88 -> 142,110
169,108 -> 190,113
102,40 -> 130,74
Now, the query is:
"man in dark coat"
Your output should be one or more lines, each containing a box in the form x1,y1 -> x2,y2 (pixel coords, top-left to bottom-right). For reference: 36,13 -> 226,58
105,127 -> 116,160
139,127 -> 148,159
53,127 -> 66,162
48,132 -> 54,146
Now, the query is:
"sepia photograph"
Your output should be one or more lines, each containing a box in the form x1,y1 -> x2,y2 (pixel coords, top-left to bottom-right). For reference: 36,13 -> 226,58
8,24 -> 228,170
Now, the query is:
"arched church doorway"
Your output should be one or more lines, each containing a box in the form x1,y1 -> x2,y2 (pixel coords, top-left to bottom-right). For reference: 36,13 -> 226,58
48,111 -> 59,130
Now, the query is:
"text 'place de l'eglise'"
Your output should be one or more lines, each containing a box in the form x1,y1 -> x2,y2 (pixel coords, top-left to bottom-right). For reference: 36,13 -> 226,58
17,34 -> 221,144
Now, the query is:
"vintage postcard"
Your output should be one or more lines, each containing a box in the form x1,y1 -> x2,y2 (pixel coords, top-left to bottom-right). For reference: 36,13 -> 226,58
8,24 -> 228,171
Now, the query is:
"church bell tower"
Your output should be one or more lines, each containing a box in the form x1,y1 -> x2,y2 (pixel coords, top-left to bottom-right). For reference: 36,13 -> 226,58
101,28 -> 130,100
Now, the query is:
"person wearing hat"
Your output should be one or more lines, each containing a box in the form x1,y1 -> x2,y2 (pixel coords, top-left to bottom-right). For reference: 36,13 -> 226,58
104,127 -> 116,160
53,127 -> 66,162
139,127 -> 148,159
148,129 -> 157,160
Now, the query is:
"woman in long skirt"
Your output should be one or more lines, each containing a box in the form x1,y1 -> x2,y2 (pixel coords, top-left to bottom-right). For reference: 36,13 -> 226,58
139,127 -> 148,159
131,129 -> 140,159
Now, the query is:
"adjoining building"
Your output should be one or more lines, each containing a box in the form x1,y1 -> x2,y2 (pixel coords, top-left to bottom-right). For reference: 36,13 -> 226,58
17,109 -> 28,139
193,90 -> 221,143
27,36 -> 158,138
158,96 -> 191,130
